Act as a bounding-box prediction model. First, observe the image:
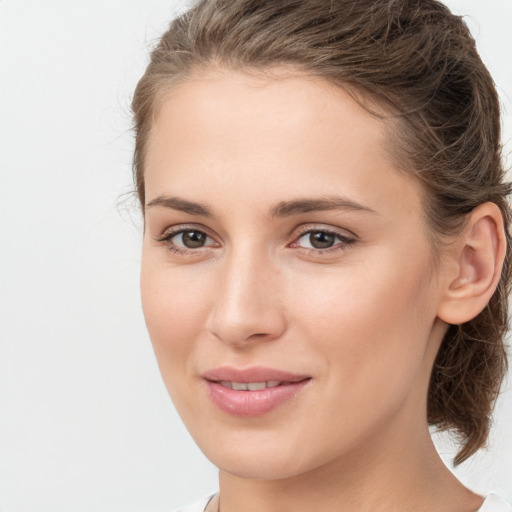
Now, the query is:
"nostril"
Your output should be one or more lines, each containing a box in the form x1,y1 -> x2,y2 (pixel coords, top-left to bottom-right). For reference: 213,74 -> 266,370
248,332 -> 271,339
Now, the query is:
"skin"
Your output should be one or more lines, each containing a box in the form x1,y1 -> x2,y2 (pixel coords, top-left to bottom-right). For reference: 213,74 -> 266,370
140,69 -> 504,512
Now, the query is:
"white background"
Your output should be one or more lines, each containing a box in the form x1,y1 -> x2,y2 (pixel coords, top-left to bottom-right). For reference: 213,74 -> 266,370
0,1 -> 511,511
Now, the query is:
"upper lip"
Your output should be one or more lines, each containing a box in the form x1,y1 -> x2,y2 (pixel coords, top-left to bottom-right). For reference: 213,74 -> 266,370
202,366 -> 311,383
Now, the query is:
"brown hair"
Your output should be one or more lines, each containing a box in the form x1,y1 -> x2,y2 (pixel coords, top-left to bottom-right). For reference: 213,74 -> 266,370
132,0 -> 511,464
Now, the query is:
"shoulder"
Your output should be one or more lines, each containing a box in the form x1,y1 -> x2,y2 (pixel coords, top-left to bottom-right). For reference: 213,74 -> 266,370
172,495 -> 216,512
479,494 -> 512,512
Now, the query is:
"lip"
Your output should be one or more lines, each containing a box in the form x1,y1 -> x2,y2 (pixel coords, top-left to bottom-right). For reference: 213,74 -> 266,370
203,366 -> 310,383
203,366 -> 311,417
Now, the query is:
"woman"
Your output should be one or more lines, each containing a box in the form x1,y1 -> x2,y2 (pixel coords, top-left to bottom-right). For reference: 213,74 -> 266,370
132,0 -> 511,510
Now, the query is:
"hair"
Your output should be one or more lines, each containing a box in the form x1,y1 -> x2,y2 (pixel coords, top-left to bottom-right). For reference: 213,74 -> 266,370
132,0 -> 511,464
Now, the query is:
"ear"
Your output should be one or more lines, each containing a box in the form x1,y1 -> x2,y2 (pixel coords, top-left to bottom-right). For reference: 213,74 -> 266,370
437,202 -> 507,325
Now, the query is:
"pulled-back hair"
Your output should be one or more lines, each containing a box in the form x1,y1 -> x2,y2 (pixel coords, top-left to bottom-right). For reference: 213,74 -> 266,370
132,0 -> 511,464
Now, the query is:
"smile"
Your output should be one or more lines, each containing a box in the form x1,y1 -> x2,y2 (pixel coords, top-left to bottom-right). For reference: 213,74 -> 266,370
202,367 -> 311,417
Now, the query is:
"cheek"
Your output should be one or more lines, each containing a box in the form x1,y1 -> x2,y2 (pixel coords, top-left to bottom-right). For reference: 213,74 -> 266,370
290,244 -> 437,396
140,258 -> 219,425
140,255 -> 212,368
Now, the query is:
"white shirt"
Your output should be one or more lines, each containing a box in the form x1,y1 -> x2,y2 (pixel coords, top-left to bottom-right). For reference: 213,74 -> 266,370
479,494 -> 512,512
174,493 -> 512,512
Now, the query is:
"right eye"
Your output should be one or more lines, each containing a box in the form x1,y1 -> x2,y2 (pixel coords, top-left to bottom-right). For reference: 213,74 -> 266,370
156,227 -> 218,254
172,230 -> 210,248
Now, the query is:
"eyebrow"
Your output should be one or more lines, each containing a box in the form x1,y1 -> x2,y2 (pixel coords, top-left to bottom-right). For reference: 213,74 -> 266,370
269,196 -> 377,217
146,196 -> 213,217
145,195 -> 377,218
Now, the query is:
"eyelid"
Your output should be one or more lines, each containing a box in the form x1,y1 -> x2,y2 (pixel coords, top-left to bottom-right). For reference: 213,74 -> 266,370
155,223 -> 216,242
291,223 -> 357,241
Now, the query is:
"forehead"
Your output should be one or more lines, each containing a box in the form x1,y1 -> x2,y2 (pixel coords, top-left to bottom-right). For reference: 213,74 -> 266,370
144,68 -> 423,219
148,68 -> 387,160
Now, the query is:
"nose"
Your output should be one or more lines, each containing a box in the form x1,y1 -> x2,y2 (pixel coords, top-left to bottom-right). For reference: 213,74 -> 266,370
205,249 -> 287,348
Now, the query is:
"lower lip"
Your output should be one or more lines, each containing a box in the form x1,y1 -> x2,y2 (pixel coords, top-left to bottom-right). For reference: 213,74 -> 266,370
205,380 -> 310,417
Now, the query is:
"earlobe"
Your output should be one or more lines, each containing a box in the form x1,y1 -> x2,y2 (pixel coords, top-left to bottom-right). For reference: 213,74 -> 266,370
437,202 -> 506,325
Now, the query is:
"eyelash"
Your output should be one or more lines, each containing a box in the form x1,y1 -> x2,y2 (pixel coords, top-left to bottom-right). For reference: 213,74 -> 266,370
155,225 -> 357,256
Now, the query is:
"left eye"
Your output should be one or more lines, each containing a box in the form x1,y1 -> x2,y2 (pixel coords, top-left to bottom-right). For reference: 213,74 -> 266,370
295,230 -> 347,250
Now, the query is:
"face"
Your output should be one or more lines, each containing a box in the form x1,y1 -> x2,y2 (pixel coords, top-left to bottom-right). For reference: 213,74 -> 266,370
140,69 -> 447,480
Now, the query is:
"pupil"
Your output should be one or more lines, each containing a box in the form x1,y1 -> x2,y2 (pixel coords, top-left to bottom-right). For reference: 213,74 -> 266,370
183,231 -> 206,248
310,231 -> 335,249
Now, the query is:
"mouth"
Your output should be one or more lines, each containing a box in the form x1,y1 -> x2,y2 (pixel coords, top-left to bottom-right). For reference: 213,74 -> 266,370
217,380 -> 284,390
202,367 -> 311,417
214,379 -> 305,390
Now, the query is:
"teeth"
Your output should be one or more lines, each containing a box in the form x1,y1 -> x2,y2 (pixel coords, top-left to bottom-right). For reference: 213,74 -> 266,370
247,382 -> 266,391
219,380 -> 283,390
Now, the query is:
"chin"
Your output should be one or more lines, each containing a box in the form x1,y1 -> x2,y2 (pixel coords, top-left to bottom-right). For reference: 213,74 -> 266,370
216,455 -> 308,481
197,433 -> 328,481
